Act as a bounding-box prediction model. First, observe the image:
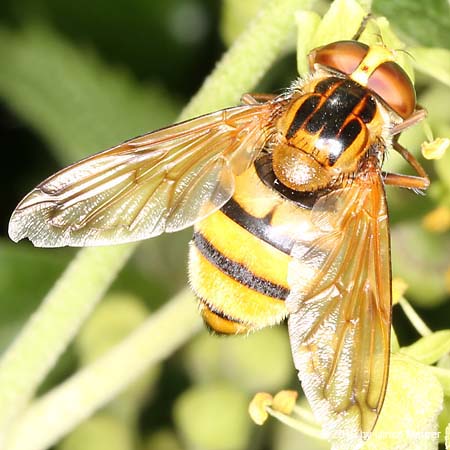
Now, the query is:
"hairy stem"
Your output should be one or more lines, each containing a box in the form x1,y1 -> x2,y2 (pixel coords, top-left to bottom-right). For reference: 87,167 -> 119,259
0,245 -> 136,446
0,0 -> 306,446
5,289 -> 201,450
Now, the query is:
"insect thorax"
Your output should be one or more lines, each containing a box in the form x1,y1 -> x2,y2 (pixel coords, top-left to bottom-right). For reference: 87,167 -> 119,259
272,75 -> 386,192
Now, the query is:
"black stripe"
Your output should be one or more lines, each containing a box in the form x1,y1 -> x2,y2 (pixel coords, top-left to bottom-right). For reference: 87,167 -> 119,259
314,76 -> 340,94
199,298 -> 251,335
337,119 -> 362,157
221,197 -> 295,255
199,297 -> 244,324
308,80 -> 365,136
286,94 -> 321,139
254,155 -> 325,211
359,96 -> 376,123
193,232 -> 289,300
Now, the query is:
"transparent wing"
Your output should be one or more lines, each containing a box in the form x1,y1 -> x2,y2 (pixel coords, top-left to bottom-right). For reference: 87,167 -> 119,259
9,103 -> 275,247
287,170 -> 391,449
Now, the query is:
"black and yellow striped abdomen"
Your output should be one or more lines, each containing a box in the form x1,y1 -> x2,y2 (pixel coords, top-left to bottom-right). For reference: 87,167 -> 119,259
188,160 -> 314,335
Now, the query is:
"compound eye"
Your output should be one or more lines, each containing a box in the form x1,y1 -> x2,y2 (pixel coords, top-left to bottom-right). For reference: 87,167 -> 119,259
367,61 -> 416,119
311,41 -> 369,76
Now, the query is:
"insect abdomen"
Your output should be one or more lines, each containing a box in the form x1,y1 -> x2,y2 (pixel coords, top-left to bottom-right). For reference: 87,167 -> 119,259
188,165 -> 297,335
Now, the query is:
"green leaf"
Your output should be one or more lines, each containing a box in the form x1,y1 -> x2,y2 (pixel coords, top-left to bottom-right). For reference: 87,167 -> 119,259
373,0 -> 450,49
295,11 -> 321,75
0,241 -> 71,349
391,221 -> 450,307
58,414 -> 135,450
419,82 -> 450,139
173,382 -> 251,450
2,289 -> 202,450
363,355 -> 443,450
409,47 -> 450,88
296,1 -> 415,81
363,17 -> 415,81
400,330 -> 450,365
220,0 -> 266,46
433,127 -> 450,191
425,85 -> 450,191
0,23 -> 179,165
0,2 -> 308,447
439,397 -> 450,444
76,293 -> 150,364
184,327 -> 292,393
183,0 -> 312,117
429,366 -> 450,396
219,327 -> 292,393
76,293 -> 161,425
143,429 -> 183,450
309,0 -> 367,48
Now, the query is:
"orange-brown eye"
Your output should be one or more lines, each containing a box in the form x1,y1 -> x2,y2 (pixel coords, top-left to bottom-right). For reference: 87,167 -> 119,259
310,41 -> 369,76
367,61 -> 416,119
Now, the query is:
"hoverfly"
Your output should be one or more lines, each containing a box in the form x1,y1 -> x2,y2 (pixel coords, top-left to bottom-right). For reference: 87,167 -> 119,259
9,38 -> 429,448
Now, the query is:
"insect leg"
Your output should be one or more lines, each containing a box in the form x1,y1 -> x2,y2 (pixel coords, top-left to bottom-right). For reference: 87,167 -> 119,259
383,138 -> 430,190
352,13 -> 373,41
240,93 -> 276,105
383,172 -> 429,190
392,107 -> 427,135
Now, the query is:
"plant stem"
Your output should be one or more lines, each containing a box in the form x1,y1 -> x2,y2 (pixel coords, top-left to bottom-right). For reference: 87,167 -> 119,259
0,244 -> 136,446
391,326 -> 400,352
292,404 -> 316,424
4,289 -> 201,450
183,0 -> 311,118
0,0 -> 306,446
398,296 -> 432,337
266,406 -> 323,440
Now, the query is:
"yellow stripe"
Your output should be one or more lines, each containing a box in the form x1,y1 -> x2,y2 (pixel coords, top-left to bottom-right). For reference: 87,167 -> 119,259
230,164 -> 314,236
189,245 -> 288,329
196,210 -> 290,289
199,300 -> 252,335
232,164 -> 283,218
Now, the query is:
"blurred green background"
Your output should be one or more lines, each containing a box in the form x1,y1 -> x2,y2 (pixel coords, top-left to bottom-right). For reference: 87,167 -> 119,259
0,1 -> 449,449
